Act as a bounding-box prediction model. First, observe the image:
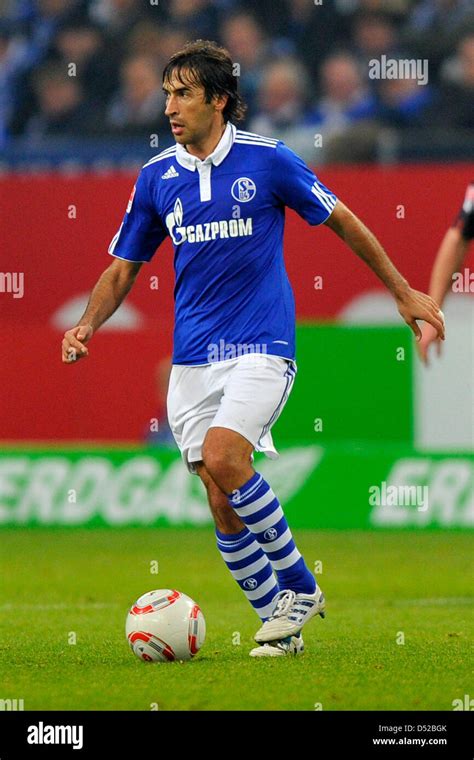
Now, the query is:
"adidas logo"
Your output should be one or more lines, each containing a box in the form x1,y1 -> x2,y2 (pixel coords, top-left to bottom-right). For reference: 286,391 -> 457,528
161,165 -> 179,180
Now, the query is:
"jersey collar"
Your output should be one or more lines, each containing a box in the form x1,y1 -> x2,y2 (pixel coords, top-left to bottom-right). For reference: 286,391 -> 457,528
175,122 -> 236,172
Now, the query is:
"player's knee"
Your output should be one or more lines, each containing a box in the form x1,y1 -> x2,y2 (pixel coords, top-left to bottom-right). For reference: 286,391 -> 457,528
195,462 -> 227,504
201,446 -> 242,486
196,464 -> 245,533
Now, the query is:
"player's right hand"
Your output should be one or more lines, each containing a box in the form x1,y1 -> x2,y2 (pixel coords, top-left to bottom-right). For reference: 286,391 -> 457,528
62,324 -> 93,364
417,322 -> 443,366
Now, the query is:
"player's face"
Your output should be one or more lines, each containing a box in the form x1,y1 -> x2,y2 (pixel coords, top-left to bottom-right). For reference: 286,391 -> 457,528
163,70 -> 223,146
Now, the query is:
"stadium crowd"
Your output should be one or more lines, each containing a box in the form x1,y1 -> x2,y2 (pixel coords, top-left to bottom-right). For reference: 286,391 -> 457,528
1,0 -> 473,161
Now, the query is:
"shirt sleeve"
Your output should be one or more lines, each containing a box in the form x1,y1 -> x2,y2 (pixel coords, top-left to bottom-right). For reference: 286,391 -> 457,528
108,168 -> 168,263
271,140 -> 337,225
452,182 -> 474,241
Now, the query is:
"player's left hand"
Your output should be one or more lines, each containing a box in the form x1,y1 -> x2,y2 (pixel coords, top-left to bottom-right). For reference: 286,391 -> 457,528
416,322 -> 443,365
395,288 -> 445,343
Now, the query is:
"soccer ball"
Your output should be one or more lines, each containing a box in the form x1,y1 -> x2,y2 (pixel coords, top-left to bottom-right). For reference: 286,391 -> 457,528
125,589 -> 206,663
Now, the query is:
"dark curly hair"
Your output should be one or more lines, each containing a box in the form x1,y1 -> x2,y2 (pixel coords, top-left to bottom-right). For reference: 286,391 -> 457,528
162,39 -> 247,124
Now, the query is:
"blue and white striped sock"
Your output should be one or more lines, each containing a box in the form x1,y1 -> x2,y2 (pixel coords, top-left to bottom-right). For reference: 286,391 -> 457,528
215,526 -> 280,621
227,472 -> 317,595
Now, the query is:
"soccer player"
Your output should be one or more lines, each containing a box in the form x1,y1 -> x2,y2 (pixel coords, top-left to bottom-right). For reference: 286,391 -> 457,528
418,182 -> 473,365
62,41 -> 445,657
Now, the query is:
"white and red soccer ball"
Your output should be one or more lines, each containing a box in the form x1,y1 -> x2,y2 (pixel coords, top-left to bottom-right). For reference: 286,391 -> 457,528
126,589 -> 206,663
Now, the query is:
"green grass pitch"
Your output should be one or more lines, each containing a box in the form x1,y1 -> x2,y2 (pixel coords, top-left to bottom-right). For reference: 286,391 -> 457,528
0,528 -> 472,711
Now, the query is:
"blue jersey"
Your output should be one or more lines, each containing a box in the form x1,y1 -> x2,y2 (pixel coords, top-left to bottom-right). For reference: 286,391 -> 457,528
108,122 -> 337,365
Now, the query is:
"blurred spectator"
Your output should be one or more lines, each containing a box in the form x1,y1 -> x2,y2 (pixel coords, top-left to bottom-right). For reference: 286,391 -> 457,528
308,50 -> 384,164
24,62 -> 94,140
285,0 -> 348,77
126,22 -> 188,72
249,58 -> 320,161
5,0 -> 88,136
89,0 -> 153,36
20,0 -> 87,69
0,22 -> 30,145
374,75 -> 434,127
153,25 -> 190,68
348,9 -> 437,128
125,20 -> 163,61
221,11 -> 269,120
351,10 -> 402,70
313,52 -> 376,138
407,0 -> 474,32
429,33 -> 474,129
403,0 -> 474,77
442,31 -> 474,88
252,0 -> 349,80
50,21 -> 119,104
106,54 -> 167,138
251,58 -> 314,131
164,0 -> 221,39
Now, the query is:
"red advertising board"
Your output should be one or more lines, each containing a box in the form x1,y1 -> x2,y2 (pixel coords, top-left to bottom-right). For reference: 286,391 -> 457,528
1,165 -> 472,440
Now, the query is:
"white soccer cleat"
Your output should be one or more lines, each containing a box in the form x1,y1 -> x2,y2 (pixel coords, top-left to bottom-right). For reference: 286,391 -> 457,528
254,587 -> 325,643
249,634 -> 304,657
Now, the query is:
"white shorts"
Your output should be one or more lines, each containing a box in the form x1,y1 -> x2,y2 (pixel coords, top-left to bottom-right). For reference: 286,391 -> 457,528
166,353 -> 297,474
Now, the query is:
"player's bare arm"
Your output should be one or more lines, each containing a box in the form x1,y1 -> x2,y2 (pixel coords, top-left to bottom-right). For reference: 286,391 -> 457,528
427,228 -> 468,307
418,182 -> 473,364
324,200 -> 445,342
61,258 -> 142,363
417,228 -> 467,364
